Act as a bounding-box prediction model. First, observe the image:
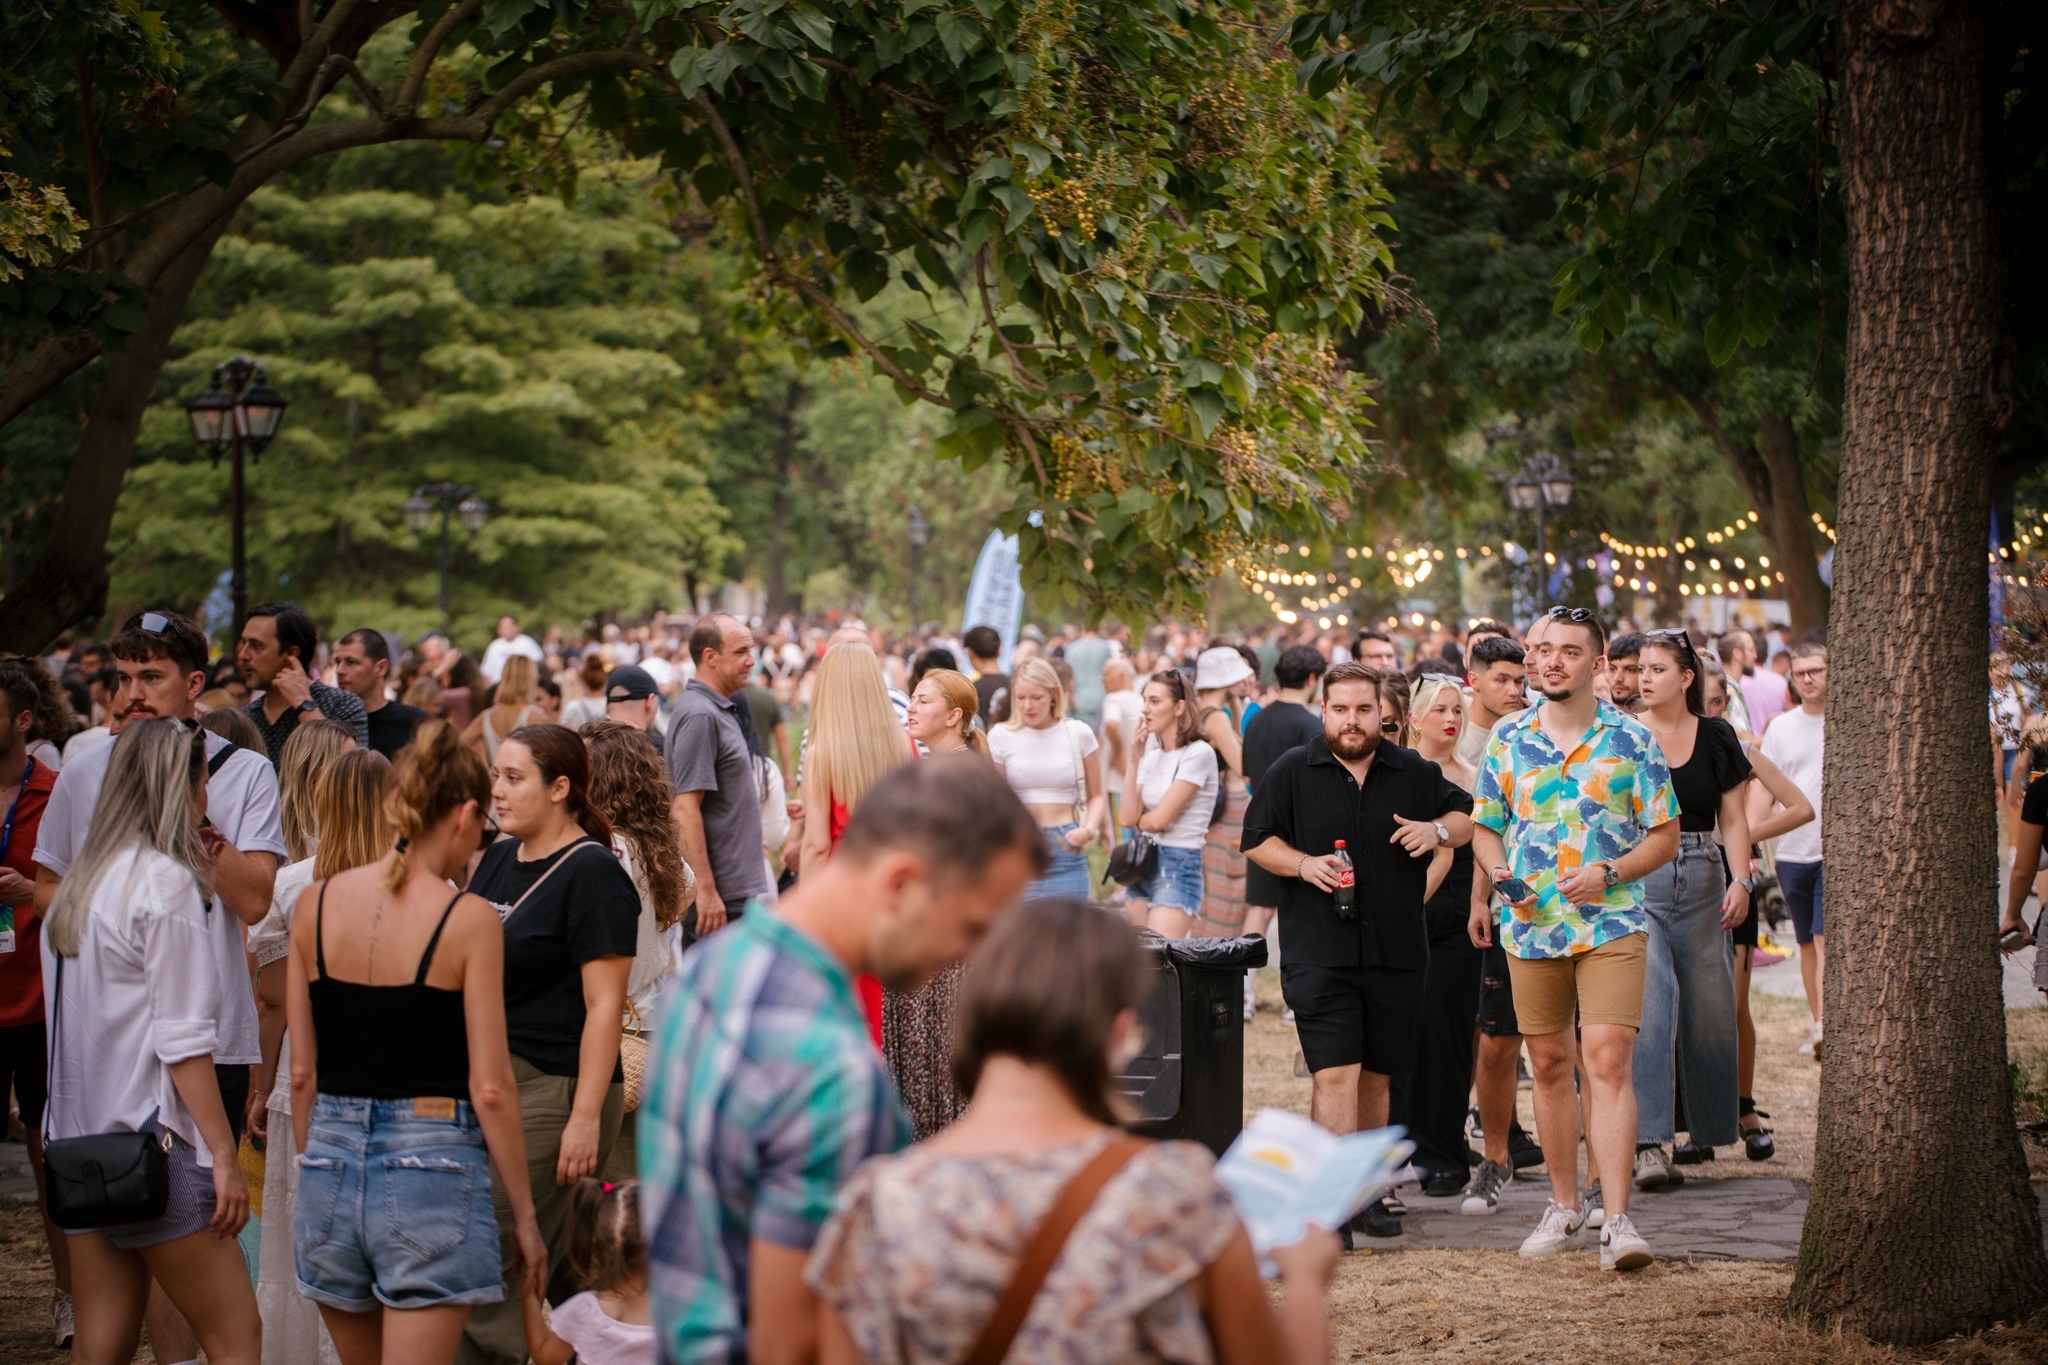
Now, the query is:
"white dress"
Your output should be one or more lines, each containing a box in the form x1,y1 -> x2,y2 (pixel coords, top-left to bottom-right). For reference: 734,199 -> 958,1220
249,858 -> 342,1365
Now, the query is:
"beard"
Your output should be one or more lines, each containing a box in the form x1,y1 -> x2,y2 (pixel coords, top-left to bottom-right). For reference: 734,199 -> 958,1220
1610,689 -> 1641,712
1327,724 -> 1380,761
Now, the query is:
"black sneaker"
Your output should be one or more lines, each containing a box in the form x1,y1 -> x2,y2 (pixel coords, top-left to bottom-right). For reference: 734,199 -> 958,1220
1508,1124 -> 1545,1171
1352,1198 -> 1403,1238
1459,1159 -> 1512,1216
1467,1103 -> 1484,1142
1422,1169 -> 1465,1198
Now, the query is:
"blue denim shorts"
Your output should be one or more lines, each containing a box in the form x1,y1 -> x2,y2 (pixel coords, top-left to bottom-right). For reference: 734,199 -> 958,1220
1132,844 -> 1204,913
295,1095 -> 502,1311
1031,823 -> 1094,900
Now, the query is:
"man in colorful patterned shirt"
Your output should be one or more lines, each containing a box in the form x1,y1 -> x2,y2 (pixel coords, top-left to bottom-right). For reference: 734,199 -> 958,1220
1469,607 -> 1679,1273
640,759 -> 1045,1364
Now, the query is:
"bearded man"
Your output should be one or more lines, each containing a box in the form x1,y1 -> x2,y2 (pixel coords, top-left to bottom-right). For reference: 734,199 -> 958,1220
1242,662 -> 1475,1242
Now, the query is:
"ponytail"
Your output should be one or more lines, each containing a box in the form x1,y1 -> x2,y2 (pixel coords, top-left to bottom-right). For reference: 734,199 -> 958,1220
383,719 -> 491,888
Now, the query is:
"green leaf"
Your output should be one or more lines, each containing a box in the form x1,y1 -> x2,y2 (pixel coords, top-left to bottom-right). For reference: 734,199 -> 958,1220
789,7 -> 834,49
1187,389 -> 1225,437
845,249 -> 891,302
935,11 -> 982,64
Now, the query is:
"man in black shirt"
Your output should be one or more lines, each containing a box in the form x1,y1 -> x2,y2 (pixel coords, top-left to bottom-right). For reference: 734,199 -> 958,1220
963,624 -> 1011,725
1240,644 -> 1328,1017
1242,662 -> 1474,1240
334,628 -> 428,758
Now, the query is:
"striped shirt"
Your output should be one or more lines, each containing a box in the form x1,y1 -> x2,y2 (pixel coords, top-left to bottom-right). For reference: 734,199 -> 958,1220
641,905 -> 910,1364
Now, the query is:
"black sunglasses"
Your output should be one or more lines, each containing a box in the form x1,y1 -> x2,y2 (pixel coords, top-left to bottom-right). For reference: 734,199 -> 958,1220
1545,606 -> 1595,624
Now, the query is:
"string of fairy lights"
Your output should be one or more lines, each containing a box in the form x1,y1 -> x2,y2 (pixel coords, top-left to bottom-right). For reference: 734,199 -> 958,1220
1234,509 -> 1798,625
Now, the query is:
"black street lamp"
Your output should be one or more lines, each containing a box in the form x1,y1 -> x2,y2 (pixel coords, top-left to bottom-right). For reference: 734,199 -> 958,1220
184,356 -> 289,638
405,482 -> 489,622
906,506 -> 931,626
1507,451 -> 1574,607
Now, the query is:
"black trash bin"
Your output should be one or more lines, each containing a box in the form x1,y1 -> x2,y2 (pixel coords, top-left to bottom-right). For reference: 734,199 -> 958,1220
1116,931 -> 1268,1156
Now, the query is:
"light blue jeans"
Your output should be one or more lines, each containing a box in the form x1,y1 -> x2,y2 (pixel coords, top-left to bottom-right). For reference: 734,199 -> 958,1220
1632,831 -> 1740,1146
1031,823 -> 1093,900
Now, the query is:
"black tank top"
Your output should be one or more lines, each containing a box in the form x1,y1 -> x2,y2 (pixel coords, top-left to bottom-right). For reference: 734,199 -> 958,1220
308,882 -> 471,1100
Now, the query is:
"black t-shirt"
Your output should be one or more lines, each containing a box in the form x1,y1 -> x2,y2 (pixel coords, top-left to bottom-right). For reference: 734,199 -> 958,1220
1242,700 -> 1321,790
469,837 -> 640,1078
2024,771 -> 2048,827
1667,716 -> 1752,832
1240,737 -> 1474,970
363,701 -> 428,759
974,671 -> 1012,725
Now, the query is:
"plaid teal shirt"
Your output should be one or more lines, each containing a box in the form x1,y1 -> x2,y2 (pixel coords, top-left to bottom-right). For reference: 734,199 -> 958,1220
640,906 -> 910,1364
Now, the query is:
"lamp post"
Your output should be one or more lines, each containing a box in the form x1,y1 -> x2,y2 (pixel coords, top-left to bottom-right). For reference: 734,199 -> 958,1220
404,482 -> 489,622
184,357 -> 289,638
906,506 -> 931,627
1507,451 -> 1574,607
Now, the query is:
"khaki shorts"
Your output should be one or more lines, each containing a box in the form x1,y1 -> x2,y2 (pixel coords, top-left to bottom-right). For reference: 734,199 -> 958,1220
1504,932 -> 1647,1035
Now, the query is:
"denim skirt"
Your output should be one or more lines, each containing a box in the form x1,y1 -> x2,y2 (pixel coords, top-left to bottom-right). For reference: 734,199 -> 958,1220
1030,823 -> 1094,900
1132,845 -> 1205,914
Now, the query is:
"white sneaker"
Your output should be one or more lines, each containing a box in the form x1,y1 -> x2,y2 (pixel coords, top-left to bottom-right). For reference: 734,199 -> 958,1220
52,1290 -> 74,1348
1517,1199 -> 1586,1258
1582,1179 -> 1606,1229
1797,1021 -> 1823,1056
1600,1212 -> 1654,1271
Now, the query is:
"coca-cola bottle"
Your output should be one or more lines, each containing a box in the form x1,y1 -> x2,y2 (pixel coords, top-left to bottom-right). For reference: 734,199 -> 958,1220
1333,840 -> 1357,920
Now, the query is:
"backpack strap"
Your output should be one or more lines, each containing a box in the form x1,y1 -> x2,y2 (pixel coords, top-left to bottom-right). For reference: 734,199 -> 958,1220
207,739 -> 237,778
962,1135 -> 1147,1365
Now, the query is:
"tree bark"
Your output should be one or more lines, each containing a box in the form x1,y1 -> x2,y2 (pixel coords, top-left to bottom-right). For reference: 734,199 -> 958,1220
1790,0 -> 2048,1343
0,217 -> 232,653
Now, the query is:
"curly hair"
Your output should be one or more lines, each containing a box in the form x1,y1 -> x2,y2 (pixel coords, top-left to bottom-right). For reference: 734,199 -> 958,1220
580,719 -> 688,930
0,654 -> 80,750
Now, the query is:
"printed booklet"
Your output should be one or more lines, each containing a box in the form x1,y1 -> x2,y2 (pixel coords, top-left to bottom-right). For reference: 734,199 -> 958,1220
1216,1108 -> 1414,1271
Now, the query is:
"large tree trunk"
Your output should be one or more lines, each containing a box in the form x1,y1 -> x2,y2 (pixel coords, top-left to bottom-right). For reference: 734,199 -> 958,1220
0,218 -> 232,652
1790,0 -> 2048,1343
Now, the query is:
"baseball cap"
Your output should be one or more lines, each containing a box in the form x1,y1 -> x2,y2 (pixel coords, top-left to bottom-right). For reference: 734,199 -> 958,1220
606,665 -> 660,702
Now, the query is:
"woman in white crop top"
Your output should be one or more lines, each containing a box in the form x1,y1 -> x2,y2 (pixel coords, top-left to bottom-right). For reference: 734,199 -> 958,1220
987,659 -> 1106,900
1119,670 -> 1220,937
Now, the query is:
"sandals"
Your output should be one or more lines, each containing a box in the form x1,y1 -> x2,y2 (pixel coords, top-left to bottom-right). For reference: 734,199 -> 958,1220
1739,1097 -> 1775,1162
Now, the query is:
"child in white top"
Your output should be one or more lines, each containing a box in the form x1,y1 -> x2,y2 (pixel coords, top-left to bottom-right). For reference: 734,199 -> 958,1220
522,1178 -> 655,1365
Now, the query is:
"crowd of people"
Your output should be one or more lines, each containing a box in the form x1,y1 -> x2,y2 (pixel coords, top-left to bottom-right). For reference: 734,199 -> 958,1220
1,586 -> 2014,1364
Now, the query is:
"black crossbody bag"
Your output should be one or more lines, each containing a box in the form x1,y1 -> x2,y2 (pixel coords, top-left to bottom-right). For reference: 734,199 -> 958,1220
42,952 -> 174,1229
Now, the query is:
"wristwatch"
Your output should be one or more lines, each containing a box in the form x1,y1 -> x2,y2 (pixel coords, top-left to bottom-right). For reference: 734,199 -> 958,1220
295,698 -> 318,714
1601,863 -> 1620,889
1734,874 -> 1756,893
1432,822 -> 1450,846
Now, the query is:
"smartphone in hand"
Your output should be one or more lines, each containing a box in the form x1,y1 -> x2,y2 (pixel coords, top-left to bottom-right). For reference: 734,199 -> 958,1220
1494,874 -> 1535,903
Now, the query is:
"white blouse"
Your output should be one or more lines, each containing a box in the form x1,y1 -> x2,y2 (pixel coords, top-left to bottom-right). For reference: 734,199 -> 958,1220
41,842 -> 222,1166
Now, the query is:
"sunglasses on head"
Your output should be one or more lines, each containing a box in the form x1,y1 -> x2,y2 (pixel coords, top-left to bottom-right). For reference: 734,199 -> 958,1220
129,610 -> 207,676
1545,606 -> 1595,624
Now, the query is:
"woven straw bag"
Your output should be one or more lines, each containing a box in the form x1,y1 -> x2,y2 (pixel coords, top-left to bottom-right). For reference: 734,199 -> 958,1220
620,999 -> 651,1112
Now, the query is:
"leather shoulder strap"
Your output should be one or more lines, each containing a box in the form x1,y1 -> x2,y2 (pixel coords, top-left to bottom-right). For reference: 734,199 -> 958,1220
962,1135 -> 1147,1365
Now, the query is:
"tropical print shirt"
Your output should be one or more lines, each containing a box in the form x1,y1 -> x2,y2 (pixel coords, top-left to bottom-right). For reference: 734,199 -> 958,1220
1473,700 -> 1679,959
641,904 -> 911,1363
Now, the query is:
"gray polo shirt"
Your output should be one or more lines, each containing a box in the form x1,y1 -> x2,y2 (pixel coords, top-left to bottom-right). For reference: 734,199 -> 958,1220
665,680 -> 770,902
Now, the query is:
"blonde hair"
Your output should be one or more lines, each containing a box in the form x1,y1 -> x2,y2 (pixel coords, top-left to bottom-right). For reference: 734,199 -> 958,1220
495,654 -> 538,707
919,669 -> 989,755
1000,657 -> 1069,730
807,642 -> 913,816
278,718 -> 356,863
1406,675 -> 1464,748
314,748 -> 393,879
381,719 -> 492,889
46,719 -> 212,957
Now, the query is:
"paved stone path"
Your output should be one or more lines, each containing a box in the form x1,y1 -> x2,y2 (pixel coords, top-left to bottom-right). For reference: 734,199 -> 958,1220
1379,1171 -> 2048,1260
1382,1171 -> 1812,1260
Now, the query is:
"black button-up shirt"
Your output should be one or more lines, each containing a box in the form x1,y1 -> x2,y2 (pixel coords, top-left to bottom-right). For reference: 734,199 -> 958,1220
1241,736 -> 1473,970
